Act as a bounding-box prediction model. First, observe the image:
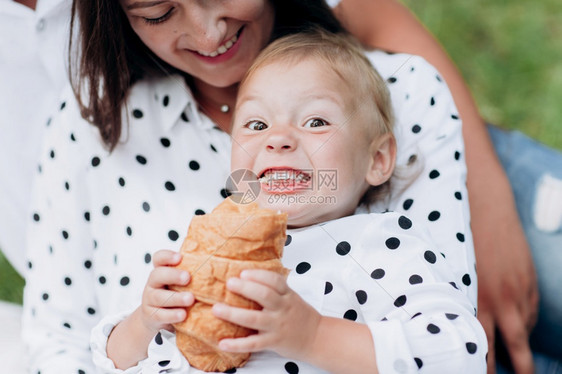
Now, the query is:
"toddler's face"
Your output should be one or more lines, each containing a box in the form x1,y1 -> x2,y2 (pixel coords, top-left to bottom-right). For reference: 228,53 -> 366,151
231,59 -> 376,227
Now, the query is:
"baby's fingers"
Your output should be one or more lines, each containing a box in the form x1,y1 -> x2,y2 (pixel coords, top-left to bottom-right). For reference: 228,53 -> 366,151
145,288 -> 194,310
147,266 -> 190,289
226,276 -> 283,310
153,249 -> 182,267
143,304 -> 188,326
240,269 -> 289,295
212,303 -> 269,331
218,334 -> 267,353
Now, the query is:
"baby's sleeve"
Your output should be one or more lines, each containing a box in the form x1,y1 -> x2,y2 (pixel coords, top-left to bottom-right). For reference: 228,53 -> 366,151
349,214 -> 487,373
91,312 -> 190,374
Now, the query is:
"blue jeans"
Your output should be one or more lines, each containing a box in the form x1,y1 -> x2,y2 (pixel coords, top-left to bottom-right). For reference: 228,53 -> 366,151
489,125 -> 562,372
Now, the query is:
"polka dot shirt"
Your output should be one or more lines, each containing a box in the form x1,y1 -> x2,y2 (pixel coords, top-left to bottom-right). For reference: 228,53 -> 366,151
92,213 -> 487,373
23,51 -> 477,373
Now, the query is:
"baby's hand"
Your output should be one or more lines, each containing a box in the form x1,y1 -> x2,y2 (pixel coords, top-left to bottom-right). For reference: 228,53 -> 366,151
140,249 -> 195,334
212,269 -> 321,360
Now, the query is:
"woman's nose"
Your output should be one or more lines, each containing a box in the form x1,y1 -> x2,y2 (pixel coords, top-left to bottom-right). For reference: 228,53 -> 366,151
176,5 -> 227,53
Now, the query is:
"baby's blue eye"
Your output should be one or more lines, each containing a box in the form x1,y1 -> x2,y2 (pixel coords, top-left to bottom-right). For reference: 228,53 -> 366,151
247,120 -> 268,131
304,118 -> 327,128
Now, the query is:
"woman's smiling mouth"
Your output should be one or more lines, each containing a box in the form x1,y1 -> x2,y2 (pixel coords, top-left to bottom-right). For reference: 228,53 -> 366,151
192,27 -> 244,61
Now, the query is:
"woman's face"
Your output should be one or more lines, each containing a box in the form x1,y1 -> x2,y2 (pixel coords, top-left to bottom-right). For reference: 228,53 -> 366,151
120,0 -> 275,88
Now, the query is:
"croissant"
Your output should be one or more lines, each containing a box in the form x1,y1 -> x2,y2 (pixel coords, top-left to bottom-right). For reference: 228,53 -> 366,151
172,197 -> 288,372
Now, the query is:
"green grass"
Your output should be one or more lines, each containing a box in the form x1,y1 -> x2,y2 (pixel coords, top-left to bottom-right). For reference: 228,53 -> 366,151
1,0 -> 561,304
0,251 -> 24,304
404,0 -> 562,150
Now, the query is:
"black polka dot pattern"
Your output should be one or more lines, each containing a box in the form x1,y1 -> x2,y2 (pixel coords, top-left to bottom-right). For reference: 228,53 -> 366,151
355,290 -> 367,304
336,241 -> 351,255
189,160 -> 200,170
371,268 -> 385,279
343,309 -> 358,321
398,216 -> 412,230
26,53 -> 483,372
168,230 -> 179,241
466,342 -> 478,354
136,155 -> 147,165
424,251 -> 437,264
160,138 -> 171,147
91,157 -> 100,167
385,237 -> 400,249
429,170 -> 440,179
285,235 -> 292,246
427,323 -> 441,334
428,211 -> 441,221
295,262 -> 311,274
402,199 -> 413,210
409,274 -> 423,284
284,362 -> 299,374
394,295 -> 407,307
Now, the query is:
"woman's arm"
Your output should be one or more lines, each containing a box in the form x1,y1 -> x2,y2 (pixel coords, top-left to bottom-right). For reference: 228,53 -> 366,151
22,91 -> 99,374
334,1 -> 538,373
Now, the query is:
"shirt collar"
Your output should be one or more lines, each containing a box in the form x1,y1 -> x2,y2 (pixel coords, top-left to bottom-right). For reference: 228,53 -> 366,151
150,74 -> 214,133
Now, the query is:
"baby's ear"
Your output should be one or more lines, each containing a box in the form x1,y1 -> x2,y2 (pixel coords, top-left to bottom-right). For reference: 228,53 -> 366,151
365,133 -> 396,186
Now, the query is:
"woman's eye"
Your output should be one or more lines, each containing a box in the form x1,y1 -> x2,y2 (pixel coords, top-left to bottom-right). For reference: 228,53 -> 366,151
304,118 -> 328,128
246,120 -> 268,131
143,8 -> 174,25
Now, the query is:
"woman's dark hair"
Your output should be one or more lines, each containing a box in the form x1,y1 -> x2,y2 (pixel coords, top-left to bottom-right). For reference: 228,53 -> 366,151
69,0 -> 346,150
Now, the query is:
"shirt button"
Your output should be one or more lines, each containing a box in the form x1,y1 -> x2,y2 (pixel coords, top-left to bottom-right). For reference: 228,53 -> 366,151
36,18 -> 46,32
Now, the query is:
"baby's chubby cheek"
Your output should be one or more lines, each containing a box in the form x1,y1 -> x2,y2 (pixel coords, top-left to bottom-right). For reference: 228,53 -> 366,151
229,140 -> 249,171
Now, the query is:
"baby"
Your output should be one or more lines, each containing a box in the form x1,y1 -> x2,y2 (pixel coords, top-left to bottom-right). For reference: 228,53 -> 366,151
92,29 -> 487,373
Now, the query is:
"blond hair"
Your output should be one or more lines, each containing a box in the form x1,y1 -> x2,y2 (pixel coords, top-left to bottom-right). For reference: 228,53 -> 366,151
240,28 -> 394,139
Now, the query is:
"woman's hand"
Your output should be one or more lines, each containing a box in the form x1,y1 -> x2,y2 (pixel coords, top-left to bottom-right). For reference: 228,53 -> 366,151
211,269 -> 321,360
139,249 -> 195,334
472,194 -> 539,374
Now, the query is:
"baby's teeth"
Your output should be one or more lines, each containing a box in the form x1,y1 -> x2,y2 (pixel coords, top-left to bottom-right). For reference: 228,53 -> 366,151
209,51 -> 218,57
225,40 -> 233,49
217,46 -> 227,54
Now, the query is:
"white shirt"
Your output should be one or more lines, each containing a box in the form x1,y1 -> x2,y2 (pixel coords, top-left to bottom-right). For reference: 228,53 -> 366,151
0,0 -> 71,274
23,51 -> 477,373
90,213 -> 486,373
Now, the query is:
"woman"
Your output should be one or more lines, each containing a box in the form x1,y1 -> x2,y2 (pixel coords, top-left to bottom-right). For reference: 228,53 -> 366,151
19,1 -> 556,373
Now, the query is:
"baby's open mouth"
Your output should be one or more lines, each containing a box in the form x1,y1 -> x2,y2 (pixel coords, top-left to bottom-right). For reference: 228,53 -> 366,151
258,168 -> 312,184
